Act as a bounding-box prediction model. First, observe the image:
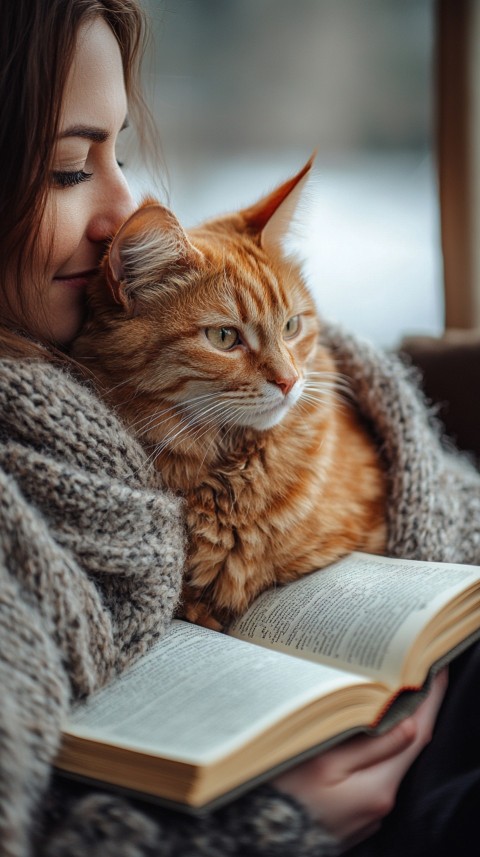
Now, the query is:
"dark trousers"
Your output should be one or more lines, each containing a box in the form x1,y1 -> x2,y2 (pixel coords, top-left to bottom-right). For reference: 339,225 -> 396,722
347,642 -> 480,856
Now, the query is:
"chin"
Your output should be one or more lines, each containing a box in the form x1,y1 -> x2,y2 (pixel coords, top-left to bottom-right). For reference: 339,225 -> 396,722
243,405 -> 290,432
46,300 -> 86,346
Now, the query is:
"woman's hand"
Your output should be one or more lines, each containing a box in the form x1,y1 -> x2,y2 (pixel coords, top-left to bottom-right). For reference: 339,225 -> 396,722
273,668 -> 448,849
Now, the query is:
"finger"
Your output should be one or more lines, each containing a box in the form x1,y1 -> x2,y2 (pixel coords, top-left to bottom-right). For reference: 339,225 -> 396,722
272,667 -> 449,835
409,667 -> 448,741
332,716 -> 417,775
335,667 -> 449,775
348,670 -> 450,798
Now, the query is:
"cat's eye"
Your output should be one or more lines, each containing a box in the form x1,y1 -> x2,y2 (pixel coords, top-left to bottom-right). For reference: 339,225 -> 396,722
283,315 -> 301,339
205,327 -> 240,351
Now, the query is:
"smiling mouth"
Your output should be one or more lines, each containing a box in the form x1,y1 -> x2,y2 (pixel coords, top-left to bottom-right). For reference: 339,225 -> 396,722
53,270 -> 97,288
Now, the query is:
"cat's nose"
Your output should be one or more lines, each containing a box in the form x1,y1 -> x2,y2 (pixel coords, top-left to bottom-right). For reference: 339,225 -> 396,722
271,375 -> 298,395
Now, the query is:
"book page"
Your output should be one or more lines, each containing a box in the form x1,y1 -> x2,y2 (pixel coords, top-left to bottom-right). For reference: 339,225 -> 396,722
65,620 -> 367,765
229,553 -> 480,684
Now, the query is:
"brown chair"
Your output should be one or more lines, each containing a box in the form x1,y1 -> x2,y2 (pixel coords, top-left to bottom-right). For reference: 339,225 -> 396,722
399,1 -> 480,458
400,332 -> 480,458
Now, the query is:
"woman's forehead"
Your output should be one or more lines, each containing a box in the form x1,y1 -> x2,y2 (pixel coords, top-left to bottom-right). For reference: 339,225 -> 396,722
59,17 -> 127,132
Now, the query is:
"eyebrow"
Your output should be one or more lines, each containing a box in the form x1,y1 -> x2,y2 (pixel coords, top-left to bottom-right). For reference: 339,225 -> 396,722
58,116 -> 129,143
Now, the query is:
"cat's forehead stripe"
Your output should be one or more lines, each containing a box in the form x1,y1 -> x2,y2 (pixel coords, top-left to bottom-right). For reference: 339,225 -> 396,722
256,257 -> 289,311
226,256 -> 289,324
234,279 -> 265,320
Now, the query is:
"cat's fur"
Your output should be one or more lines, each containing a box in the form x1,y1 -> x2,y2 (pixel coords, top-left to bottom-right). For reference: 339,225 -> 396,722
72,157 -> 387,629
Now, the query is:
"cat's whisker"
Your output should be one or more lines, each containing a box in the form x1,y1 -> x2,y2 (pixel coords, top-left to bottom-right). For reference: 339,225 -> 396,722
140,404 -> 207,462
140,437 -> 172,470
131,406 -> 177,432
305,371 -> 347,379
100,383 -> 142,410
199,411 -> 241,476
166,407 -> 234,464
305,376 -> 351,390
136,410 -> 185,438
185,402 -> 235,446
306,392 -> 352,412
306,373 -> 354,399
307,370 -> 350,380
307,378 -> 350,387
303,383 -> 341,397
194,408 -> 240,474
133,393 -> 219,436
303,379 -> 353,400
186,399 -> 233,429
116,388 -> 144,408
158,400 -> 233,455
129,439 -> 162,478
171,401 -> 235,448
192,403 -> 241,473
132,391 -> 217,428
300,391 -> 348,415
294,398 -> 315,420
300,392 -> 335,408
151,418 -> 197,455
303,384 -> 346,397
135,407 -> 191,438
302,382 -> 346,397
302,382 -> 346,398
104,375 -> 139,395
144,444 -> 164,474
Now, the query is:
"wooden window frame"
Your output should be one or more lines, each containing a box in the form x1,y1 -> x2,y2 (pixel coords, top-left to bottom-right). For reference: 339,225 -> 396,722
437,0 -> 479,329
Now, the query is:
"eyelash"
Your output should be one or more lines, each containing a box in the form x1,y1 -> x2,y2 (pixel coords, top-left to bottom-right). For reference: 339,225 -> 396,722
52,160 -> 124,189
52,169 -> 93,189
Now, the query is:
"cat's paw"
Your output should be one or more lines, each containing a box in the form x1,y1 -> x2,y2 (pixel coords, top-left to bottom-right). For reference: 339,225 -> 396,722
180,601 -> 225,632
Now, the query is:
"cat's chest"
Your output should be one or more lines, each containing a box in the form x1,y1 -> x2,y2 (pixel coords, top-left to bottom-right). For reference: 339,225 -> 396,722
181,429 -> 330,565
185,448 -> 272,533
168,414 -> 333,552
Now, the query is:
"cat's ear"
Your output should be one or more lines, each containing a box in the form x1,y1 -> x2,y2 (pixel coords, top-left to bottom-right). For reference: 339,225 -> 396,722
105,199 -> 202,313
242,153 -> 315,256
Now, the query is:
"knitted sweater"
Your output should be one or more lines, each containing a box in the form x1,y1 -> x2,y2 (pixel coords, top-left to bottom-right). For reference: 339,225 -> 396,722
0,353 -> 337,857
1,323 -> 480,857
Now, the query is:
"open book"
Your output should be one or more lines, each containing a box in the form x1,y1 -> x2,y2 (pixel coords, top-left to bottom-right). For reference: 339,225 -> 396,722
55,552 -> 480,811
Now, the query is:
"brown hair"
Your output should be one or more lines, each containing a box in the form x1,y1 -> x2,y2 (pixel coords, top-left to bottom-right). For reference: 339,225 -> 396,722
0,0 -> 150,359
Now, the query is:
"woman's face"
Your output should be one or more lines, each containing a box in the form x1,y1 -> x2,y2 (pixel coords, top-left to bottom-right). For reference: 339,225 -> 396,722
24,17 -> 135,344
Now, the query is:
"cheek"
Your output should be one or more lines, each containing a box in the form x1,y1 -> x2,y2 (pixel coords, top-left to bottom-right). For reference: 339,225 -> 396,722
48,282 -> 87,343
162,340 -> 246,397
39,195 -> 86,274
54,227 -> 80,272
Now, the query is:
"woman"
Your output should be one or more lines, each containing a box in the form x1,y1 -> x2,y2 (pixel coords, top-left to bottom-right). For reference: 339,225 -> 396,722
0,1 -> 472,855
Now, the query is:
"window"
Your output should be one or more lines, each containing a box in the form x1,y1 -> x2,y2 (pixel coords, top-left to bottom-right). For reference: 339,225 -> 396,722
132,0 -> 440,347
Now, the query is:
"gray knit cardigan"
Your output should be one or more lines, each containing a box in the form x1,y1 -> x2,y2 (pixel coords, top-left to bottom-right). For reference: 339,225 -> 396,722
1,322 -> 480,857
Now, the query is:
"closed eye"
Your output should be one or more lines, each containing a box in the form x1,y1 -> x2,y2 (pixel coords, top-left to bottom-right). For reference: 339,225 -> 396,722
51,169 -> 93,188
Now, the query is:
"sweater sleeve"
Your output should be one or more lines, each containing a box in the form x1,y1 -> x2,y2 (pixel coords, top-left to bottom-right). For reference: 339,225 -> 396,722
0,360 -> 186,693
0,470 -> 70,857
0,360 -> 183,855
39,780 -> 342,857
322,323 -> 480,565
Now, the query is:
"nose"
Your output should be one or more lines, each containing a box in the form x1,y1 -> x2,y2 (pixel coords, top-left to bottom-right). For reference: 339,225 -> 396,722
271,374 -> 298,395
87,165 -> 136,245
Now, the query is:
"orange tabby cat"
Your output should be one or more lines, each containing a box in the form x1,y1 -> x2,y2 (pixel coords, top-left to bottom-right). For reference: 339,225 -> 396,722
72,156 -> 387,629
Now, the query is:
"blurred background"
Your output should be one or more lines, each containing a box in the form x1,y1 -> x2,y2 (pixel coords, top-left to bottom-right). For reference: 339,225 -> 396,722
125,0 -> 442,348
